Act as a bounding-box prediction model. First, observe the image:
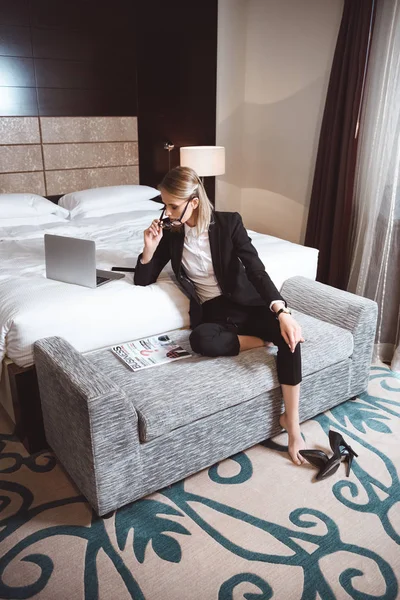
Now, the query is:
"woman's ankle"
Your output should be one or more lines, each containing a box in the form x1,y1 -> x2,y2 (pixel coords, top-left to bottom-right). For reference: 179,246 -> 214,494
279,412 -> 301,435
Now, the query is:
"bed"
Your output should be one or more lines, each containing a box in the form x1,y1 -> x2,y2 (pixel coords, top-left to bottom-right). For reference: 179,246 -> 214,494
1,114 -> 319,450
0,205 -> 318,371
0,192 -> 318,451
0,207 -> 189,375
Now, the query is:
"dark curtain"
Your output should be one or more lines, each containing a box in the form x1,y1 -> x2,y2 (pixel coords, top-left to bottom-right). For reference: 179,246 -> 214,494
304,0 -> 376,289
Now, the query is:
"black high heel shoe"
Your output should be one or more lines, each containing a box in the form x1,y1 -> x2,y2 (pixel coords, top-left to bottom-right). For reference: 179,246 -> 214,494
298,449 -> 329,472
299,430 -> 358,481
328,430 -> 358,478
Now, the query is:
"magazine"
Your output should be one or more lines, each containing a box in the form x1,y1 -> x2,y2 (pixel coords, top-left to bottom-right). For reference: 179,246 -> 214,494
111,334 -> 192,372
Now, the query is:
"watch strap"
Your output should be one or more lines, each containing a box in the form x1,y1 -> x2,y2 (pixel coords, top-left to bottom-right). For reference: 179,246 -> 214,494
275,307 -> 291,320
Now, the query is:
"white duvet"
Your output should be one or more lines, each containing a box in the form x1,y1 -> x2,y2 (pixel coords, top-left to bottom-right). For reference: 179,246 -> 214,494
0,207 -> 318,372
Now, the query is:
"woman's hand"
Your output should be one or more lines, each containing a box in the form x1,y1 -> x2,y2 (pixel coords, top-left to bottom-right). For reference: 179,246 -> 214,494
142,218 -> 163,263
278,314 -> 304,353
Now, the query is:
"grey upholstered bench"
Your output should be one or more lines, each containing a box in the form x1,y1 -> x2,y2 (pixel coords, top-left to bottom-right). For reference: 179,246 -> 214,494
34,277 -> 377,516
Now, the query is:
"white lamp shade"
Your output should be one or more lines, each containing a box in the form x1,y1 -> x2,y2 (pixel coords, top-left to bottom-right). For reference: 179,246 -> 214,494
180,146 -> 225,176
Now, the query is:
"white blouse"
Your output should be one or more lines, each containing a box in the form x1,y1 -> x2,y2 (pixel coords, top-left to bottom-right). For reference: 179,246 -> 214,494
182,224 -> 282,310
182,224 -> 222,304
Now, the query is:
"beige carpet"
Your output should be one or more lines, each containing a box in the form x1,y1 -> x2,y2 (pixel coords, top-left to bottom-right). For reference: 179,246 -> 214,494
0,363 -> 399,599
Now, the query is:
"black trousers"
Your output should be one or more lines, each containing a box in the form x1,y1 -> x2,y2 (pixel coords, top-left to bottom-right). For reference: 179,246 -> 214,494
189,295 -> 302,386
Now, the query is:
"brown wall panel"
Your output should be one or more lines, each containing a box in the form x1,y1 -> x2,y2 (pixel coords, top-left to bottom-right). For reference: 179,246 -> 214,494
40,116 -> 138,144
0,116 -> 40,143
31,28 -> 94,61
136,0 -> 218,200
29,0 -> 135,31
43,142 -> 138,171
0,56 -> 35,87
0,144 -> 42,172
35,58 -> 134,91
46,165 -> 139,196
0,87 -> 38,116
28,0 -> 94,30
40,116 -> 137,143
37,88 -> 136,118
0,25 -> 32,57
31,27 -> 135,62
0,116 -> 139,195
0,0 -> 218,201
35,59 -> 102,89
0,0 -> 29,26
0,170 -> 45,194
0,0 -> 137,117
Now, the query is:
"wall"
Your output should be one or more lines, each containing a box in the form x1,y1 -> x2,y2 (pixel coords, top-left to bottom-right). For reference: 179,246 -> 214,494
0,116 -> 138,195
136,0 -> 218,199
216,0 -> 343,243
0,0 -> 218,199
0,0 -> 136,117
215,0 -> 248,213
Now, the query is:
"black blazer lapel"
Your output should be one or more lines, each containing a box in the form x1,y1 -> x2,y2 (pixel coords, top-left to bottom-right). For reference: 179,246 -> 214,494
170,229 -> 185,277
170,229 -> 200,304
208,218 -> 223,287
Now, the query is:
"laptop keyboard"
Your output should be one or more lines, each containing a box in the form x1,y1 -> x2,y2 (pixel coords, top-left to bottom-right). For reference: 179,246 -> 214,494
96,275 -> 109,286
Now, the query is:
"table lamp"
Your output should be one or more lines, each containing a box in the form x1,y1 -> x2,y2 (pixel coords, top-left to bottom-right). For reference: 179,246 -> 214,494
180,146 -> 225,180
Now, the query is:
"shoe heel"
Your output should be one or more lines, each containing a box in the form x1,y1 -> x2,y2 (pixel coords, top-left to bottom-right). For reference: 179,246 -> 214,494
345,453 -> 354,477
348,445 -> 358,458
329,430 -> 359,459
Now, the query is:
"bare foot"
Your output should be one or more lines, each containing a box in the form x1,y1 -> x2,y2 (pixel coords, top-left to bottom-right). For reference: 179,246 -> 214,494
279,413 -> 306,465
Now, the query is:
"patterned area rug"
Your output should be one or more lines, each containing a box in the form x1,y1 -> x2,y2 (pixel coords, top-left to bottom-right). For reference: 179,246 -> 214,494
1,364 -> 400,600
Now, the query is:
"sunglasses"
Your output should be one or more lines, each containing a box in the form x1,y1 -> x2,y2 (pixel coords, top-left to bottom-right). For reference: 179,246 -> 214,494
159,197 -> 194,230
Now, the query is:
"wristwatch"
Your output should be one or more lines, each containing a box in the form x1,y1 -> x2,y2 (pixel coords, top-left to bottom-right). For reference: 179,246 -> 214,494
275,307 -> 292,320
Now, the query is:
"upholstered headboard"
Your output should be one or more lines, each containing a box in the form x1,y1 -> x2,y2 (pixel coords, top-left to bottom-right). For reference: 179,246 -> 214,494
0,116 -> 138,197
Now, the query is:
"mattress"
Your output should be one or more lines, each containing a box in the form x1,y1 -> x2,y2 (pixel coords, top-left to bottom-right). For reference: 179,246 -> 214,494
0,208 -> 318,373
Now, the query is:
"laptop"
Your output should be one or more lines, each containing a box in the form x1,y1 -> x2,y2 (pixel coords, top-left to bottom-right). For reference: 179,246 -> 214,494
44,234 -> 125,288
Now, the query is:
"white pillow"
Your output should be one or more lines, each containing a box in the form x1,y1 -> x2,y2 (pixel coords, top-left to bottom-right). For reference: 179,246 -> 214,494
0,193 -> 69,219
59,185 -> 161,218
0,214 -> 70,227
69,200 -> 163,219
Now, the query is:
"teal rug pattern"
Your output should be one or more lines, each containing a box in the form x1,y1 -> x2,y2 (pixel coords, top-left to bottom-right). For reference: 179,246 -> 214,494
0,364 -> 399,599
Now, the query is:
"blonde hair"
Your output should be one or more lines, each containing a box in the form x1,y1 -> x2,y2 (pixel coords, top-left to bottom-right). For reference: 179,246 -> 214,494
159,166 -> 214,234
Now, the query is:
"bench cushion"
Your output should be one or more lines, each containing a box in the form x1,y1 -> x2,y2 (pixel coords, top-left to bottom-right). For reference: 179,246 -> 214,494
88,310 -> 353,442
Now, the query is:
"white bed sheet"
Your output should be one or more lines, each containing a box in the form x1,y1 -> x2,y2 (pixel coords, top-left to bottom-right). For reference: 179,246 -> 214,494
0,209 -> 318,372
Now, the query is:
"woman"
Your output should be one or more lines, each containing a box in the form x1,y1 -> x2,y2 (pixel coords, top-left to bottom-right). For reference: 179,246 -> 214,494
134,167 -> 305,464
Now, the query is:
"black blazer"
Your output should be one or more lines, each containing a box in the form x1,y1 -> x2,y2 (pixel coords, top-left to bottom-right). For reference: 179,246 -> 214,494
134,211 -> 286,327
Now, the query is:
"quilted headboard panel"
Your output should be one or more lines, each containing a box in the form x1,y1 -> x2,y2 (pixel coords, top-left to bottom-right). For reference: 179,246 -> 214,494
0,116 -> 138,196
